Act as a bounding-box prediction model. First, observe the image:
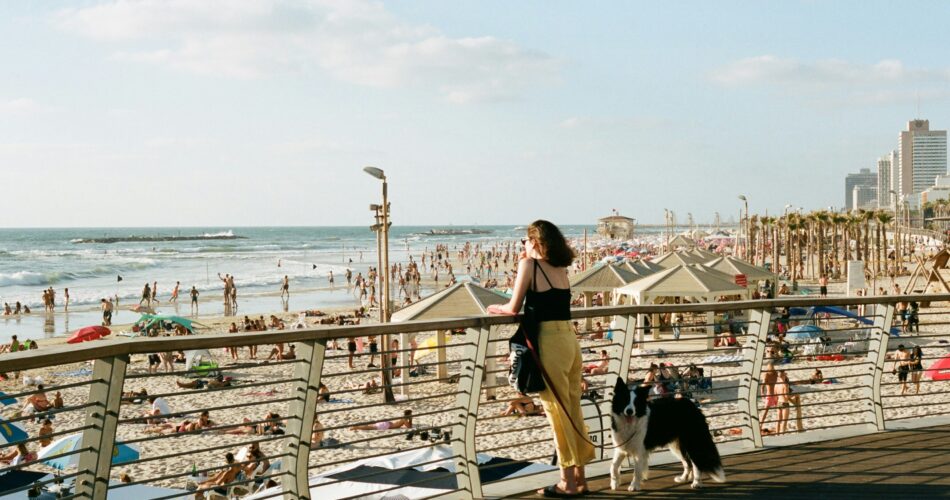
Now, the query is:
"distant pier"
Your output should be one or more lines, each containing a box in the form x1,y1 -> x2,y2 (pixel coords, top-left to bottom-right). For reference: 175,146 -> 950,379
72,234 -> 246,244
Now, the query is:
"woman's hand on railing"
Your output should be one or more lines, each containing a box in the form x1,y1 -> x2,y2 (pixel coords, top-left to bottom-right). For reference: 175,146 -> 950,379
487,304 -> 515,316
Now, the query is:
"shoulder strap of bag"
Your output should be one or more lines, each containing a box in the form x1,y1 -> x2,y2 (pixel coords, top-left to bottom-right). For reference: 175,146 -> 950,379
523,337 -> 637,451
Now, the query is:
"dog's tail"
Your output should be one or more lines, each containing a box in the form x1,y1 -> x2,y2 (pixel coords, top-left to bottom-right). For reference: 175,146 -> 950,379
681,409 -> 726,482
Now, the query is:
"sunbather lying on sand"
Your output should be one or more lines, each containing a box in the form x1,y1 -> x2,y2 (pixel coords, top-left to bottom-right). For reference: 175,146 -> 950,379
350,409 -> 412,431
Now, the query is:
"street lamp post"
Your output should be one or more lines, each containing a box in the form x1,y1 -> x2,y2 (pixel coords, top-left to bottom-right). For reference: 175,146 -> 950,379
364,166 -> 395,404
738,195 -> 748,260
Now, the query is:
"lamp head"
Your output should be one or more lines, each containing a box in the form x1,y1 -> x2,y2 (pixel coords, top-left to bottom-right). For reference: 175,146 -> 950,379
738,195 -> 747,201
363,166 -> 385,180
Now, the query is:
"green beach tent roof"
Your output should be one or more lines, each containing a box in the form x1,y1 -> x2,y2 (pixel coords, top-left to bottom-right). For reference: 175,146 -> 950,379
135,314 -> 197,332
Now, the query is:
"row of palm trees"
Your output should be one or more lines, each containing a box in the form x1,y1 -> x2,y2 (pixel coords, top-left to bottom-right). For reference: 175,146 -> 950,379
739,209 -> 909,282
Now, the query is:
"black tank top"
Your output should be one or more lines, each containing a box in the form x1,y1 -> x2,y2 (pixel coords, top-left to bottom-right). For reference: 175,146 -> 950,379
524,259 -> 572,322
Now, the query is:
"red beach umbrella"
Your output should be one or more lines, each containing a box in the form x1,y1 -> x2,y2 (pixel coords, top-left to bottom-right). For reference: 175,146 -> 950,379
67,326 -> 111,344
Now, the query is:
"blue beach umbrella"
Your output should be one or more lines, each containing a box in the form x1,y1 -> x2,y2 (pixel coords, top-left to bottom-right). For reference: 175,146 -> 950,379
0,391 -> 17,406
0,419 -> 28,444
786,324 -> 823,343
38,434 -> 139,470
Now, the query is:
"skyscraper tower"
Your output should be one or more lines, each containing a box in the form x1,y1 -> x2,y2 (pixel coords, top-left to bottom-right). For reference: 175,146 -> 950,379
897,119 -> 947,195
877,153 -> 892,208
845,168 -> 877,211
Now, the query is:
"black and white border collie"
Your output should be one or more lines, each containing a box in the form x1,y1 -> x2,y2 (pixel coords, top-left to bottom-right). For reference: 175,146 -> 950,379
609,377 -> 726,491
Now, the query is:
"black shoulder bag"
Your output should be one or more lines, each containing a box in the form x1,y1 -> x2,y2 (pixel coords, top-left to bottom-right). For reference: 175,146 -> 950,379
508,260 -> 545,394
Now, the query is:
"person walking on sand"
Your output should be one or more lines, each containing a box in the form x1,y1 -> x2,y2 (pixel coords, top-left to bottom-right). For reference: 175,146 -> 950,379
190,286 -> 200,315
892,344 -> 912,395
101,299 -> 113,326
139,283 -> 151,306
328,270 -> 334,287
170,281 -> 180,304
217,273 -> 231,308
64,288 -> 69,312
152,281 -> 160,305
818,275 -> 829,298
281,275 -> 290,300
759,362 -> 778,433
910,345 -> 924,394
488,220 -> 593,497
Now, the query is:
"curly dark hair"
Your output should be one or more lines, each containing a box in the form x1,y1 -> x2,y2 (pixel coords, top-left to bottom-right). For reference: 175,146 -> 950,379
527,220 -> 576,267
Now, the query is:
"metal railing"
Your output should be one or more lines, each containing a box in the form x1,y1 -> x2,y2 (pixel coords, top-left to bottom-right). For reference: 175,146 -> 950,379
0,294 -> 948,499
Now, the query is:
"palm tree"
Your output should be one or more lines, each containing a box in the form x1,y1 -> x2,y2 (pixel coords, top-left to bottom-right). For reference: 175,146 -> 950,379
876,211 -> 895,277
830,213 -> 848,277
815,211 -> 831,277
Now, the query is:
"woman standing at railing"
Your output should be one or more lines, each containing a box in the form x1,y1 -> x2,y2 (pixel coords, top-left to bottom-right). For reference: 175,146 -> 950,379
488,220 -> 593,497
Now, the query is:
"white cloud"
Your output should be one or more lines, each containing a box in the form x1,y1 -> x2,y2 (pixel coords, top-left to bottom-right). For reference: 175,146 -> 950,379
710,55 -> 950,87
559,116 -> 585,128
54,0 -> 559,103
2,98 -> 38,113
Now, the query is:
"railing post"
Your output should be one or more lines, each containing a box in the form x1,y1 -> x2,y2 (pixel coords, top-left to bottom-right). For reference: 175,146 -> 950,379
399,332 -> 411,396
608,313 -> 636,383
452,326 -> 489,498
867,303 -> 894,431
281,338 -> 327,499
75,355 -> 128,500
739,307 -> 770,448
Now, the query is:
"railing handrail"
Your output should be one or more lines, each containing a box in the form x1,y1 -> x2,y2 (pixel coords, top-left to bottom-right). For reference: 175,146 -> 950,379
3,293 -> 947,373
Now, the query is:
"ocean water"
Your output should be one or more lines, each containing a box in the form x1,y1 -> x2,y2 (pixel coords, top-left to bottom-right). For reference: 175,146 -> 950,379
0,225 -> 607,341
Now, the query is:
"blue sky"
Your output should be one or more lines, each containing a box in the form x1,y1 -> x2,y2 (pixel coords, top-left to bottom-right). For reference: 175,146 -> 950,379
2,1 -> 950,227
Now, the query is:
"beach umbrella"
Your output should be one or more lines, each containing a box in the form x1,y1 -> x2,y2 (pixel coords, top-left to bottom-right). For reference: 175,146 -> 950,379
927,353 -> 950,381
786,325 -> 823,343
38,434 -> 139,470
0,392 -> 16,406
0,420 -> 28,445
67,326 -> 111,344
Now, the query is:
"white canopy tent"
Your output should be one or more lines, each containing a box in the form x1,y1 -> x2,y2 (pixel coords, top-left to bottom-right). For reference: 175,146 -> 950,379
651,250 -> 705,269
704,256 -> 777,292
614,265 -> 750,348
569,262 -> 641,330
688,247 -> 720,262
667,234 -> 696,249
623,259 -> 665,279
391,283 -> 509,396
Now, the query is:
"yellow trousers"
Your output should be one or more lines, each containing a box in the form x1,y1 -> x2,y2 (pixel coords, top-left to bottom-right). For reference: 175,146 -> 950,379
537,320 -> 595,469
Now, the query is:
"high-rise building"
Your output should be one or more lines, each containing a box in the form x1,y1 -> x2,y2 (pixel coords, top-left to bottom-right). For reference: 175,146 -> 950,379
897,119 -> 947,195
877,152 -> 894,208
853,185 -> 878,211
845,168 -> 877,211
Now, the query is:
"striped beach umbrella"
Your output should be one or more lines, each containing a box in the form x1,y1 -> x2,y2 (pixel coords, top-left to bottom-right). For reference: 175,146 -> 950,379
38,434 -> 139,470
0,419 -> 28,444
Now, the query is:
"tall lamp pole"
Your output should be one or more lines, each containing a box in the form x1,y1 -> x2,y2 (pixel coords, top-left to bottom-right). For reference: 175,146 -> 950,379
738,195 -> 748,260
364,166 -> 395,403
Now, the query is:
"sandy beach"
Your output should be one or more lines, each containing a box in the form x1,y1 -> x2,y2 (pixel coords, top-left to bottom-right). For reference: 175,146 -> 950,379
3,267 -> 949,495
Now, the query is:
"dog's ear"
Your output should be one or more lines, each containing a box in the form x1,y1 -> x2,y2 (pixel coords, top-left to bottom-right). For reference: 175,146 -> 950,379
614,376 -> 627,395
633,385 -> 650,416
611,377 -> 630,414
